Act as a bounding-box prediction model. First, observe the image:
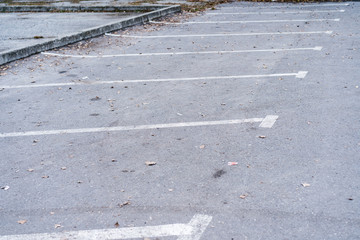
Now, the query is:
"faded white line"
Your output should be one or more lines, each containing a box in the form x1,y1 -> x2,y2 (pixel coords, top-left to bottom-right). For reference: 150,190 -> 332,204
150,18 -> 340,24
0,72 -> 308,89
0,116 -> 278,138
219,3 -> 349,9
178,215 -> 213,240
41,47 -> 322,58
259,115 -> 279,128
0,214 -> 212,240
207,9 -> 345,14
106,31 -> 333,38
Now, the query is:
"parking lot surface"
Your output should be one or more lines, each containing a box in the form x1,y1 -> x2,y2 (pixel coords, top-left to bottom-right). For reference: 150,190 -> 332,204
0,1 -> 359,239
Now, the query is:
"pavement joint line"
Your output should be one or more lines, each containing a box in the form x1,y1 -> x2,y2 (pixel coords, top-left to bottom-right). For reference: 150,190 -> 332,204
41,47 -> 322,58
0,116 -> 279,138
207,9 -> 345,15
150,18 -> 340,24
0,214 -> 212,240
105,31 -> 333,38
0,72 -> 308,89
0,5 -> 181,66
219,3 -> 350,9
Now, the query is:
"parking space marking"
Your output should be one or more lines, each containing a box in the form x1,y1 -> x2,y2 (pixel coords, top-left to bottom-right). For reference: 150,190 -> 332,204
219,3 -> 349,9
207,9 -> 345,15
150,18 -> 340,25
0,116 -> 279,138
0,72 -> 308,89
106,31 -> 333,38
0,215 -> 212,240
42,47 -> 322,58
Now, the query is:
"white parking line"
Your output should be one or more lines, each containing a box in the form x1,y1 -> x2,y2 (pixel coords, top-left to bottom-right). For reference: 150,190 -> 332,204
207,9 -> 345,15
106,31 -> 333,38
42,47 -> 322,58
0,116 -> 279,138
0,72 -> 308,89
0,214 -> 212,240
219,3 -> 349,9
150,18 -> 340,24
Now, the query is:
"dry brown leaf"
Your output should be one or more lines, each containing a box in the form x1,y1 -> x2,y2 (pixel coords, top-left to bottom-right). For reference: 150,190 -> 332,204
114,222 -> 120,228
145,161 -> 156,166
199,145 -> 205,149
61,167 -> 67,170
258,136 -> 266,139
27,169 -> 34,172
239,194 -> 248,199
54,224 -> 62,229
17,220 -> 27,224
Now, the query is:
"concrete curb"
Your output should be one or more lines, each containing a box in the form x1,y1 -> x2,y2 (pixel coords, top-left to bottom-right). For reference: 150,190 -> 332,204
0,5 -> 172,12
0,5 -> 181,65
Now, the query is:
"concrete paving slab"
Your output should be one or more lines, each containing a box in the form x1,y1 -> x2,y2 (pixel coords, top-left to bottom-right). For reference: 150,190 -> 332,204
0,4 -> 181,65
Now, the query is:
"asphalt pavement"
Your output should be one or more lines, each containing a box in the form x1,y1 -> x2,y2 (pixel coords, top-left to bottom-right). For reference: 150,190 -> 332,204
0,1 -> 359,239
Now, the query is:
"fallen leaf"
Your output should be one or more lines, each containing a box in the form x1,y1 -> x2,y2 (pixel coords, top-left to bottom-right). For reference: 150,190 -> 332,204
301,183 -> 311,187
239,194 -> 248,199
145,161 -> 156,166
118,201 -> 130,208
1,186 -> 10,190
199,145 -> 205,149
227,162 -> 238,166
42,176 -> 49,179
54,224 -> 62,229
61,167 -> 67,170
114,222 -> 120,228
258,136 -> 266,139
27,169 -> 34,172
50,212 -> 55,215
17,220 -> 27,224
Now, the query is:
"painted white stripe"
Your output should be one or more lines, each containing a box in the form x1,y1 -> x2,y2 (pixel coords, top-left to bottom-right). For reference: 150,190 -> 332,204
41,47 -> 322,58
178,215 -> 213,240
0,214 -> 212,240
219,3 -> 349,9
105,31 -> 333,38
150,18 -> 340,24
296,71 -> 308,79
0,72 -> 308,89
207,9 -> 345,14
259,115 -> 279,128
0,116 -> 278,138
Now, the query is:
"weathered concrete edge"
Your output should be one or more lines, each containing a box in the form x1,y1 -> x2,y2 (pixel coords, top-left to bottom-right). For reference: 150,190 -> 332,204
0,5 -> 181,65
0,5 -> 169,12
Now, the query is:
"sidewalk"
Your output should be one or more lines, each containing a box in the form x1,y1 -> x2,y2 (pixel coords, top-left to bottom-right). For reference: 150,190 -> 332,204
0,1 -> 180,65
